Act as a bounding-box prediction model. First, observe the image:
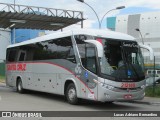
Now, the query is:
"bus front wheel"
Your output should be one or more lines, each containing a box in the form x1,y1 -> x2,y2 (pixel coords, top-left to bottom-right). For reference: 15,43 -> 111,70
66,83 -> 78,105
17,78 -> 24,93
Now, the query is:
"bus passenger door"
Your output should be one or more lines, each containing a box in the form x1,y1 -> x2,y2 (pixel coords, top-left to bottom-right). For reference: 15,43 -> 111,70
75,38 -> 100,100
84,47 -> 98,100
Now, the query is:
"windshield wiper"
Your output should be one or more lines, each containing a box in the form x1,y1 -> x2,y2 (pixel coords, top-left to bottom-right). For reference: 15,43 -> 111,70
122,47 -> 140,80
121,46 -> 129,78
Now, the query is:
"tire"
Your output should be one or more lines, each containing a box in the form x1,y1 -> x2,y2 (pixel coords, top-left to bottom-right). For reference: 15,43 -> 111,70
66,83 -> 78,105
17,78 -> 24,93
104,101 -> 114,104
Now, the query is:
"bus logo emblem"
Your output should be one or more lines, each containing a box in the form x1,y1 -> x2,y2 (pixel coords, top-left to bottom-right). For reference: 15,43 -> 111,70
75,63 -> 82,74
128,70 -> 132,76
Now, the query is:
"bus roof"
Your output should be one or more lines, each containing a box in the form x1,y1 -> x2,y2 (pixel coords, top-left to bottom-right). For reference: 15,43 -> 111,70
7,29 -> 135,48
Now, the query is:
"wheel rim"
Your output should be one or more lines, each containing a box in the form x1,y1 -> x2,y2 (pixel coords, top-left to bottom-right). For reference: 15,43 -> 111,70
68,88 -> 76,101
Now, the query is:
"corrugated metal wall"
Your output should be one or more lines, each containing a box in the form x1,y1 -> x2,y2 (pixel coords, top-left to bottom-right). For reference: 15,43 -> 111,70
11,29 -> 45,43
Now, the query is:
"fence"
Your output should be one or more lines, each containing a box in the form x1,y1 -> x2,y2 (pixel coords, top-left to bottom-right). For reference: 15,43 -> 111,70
144,56 -> 160,97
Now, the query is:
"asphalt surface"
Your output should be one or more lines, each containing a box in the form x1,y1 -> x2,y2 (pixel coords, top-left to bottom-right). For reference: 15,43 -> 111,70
0,83 -> 160,120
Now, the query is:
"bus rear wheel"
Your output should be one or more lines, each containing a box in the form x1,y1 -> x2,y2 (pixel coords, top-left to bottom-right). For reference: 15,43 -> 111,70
17,78 -> 24,93
66,83 -> 78,105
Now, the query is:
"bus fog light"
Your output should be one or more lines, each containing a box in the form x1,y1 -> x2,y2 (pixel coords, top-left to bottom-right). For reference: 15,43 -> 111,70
141,85 -> 145,89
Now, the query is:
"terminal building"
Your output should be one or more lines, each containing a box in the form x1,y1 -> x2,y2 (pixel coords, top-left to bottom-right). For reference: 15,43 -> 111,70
107,11 -> 160,69
0,28 -> 45,75
0,29 -> 11,62
0,28 -> 45,62
0,2 -> 84,76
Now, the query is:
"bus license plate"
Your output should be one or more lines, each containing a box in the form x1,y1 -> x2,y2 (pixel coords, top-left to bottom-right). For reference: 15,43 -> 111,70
121,83 -> 135,88
124,94 -> 132,99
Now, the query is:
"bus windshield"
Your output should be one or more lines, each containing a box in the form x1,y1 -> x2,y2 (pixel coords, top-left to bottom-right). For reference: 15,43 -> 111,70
99,38 -> 145,82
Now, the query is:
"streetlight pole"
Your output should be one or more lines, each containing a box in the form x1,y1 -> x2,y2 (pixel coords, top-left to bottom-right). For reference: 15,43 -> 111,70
77,0 -> 125,29
135,29 -> 156,96
100,6 -> 125,28
14,0 -> 16,11
135,28 -> 144,45
77,0 -> 101,29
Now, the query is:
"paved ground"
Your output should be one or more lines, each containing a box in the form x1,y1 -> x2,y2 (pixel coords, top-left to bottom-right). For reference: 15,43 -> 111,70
128,97 -> 160,105
0,82 -> 160,120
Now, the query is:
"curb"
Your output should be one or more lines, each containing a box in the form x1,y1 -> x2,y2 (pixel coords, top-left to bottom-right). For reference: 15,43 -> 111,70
0,82 -> 6,87
125,100 -> 160,105
150,102 -> 160,105
127,100 -> 151,105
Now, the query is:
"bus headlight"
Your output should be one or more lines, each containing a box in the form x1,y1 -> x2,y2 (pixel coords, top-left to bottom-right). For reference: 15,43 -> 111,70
107,85 -> 114,90
100,83 -> 114,90
141,85 -> 145,89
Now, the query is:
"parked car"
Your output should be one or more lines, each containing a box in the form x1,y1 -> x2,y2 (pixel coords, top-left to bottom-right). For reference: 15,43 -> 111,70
145,74 -> 160,86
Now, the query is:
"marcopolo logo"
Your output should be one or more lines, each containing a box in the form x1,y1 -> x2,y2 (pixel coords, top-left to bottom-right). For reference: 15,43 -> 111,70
75,63 -> 82,74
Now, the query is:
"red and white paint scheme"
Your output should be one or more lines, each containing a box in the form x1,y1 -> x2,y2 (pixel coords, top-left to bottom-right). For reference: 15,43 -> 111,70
6,29 -> 154,104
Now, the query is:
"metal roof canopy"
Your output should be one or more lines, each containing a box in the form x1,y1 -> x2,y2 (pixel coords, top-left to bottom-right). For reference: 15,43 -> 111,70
0,3 -> 84,30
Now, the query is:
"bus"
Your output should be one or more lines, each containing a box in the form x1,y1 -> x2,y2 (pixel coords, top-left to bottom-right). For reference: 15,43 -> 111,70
6,29 -> 154,104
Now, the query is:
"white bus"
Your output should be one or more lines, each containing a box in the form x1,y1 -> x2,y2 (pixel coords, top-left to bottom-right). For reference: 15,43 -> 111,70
6,29 -> 154,104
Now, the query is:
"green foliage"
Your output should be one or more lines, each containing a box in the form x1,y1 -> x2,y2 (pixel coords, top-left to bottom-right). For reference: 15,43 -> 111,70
145,85 -> 160,97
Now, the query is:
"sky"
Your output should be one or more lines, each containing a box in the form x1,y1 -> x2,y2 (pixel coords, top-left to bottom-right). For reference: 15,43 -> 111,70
0,0 -> 160,30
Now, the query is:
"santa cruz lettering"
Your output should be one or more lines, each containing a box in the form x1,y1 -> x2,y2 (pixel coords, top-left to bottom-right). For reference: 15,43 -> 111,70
7,63 -> 26,71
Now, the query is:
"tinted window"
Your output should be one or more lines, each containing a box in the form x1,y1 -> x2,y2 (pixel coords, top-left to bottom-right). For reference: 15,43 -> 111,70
7,36 -> 76,63
32,36 -> 76,63
7,49 -> 17,62
74,35 -> 93,41
86,47 -> 97,73
76,41 -> 86,67
18,51 -> 26,61
75,35 -> 97,73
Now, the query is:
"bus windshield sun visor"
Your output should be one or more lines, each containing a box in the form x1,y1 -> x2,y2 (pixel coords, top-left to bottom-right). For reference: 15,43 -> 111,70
85,40 -> 104,58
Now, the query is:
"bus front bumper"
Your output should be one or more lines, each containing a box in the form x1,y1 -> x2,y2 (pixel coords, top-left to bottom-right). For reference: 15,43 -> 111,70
98,85 -> 145,102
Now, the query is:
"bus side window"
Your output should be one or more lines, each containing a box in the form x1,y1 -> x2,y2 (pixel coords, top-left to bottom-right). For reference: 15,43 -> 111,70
18,51 -> 26,61
56,37 -> 76,63
86,47 -> 97,74
66,47 -> 76,63
7,49 -> 17,62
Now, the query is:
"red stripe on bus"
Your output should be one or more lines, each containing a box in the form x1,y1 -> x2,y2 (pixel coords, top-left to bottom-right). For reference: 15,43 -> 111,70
7,62 -> 97,100
31,62 -> 97,100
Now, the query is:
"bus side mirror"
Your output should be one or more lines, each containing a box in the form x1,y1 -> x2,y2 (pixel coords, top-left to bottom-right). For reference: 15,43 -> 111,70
85,40 -> 103,57
139,44 -> 154,61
